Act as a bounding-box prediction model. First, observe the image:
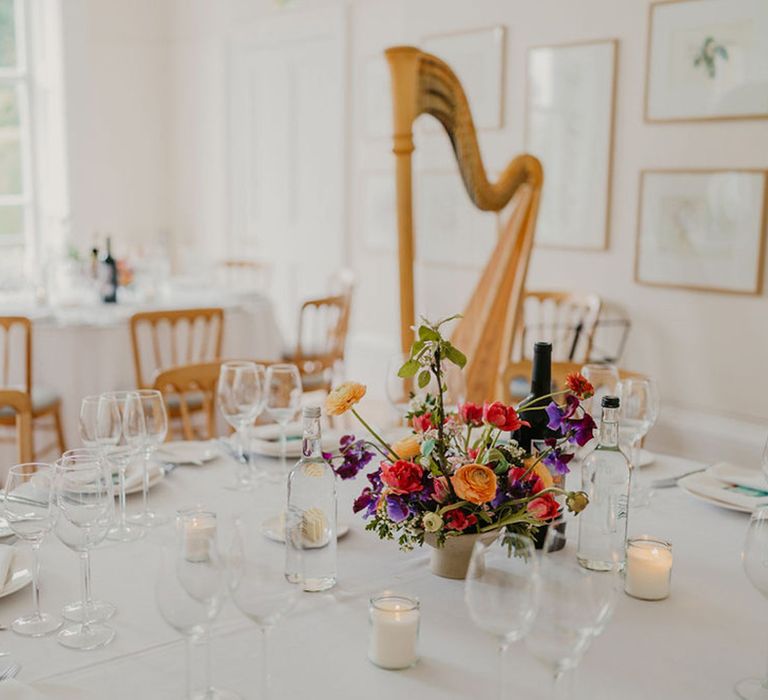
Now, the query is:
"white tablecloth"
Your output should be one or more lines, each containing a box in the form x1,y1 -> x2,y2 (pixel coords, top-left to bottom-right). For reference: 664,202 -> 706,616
6,293 -> 283,448
0,452 -> 759,699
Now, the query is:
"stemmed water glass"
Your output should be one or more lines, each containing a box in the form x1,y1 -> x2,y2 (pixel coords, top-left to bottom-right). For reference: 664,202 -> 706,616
54,450 -> 116,650
156,509 -> 239,700
3,464 -> 61,636
580,364 -> 619,420
229,508 -> 303,700
217,361 -> 266,489
128,389 -> 168,526
617,378 -> 660,507
465,531 -> 540,699
525,527 -> 618,699
736,507 -> 768,699
264,364 -> 302,476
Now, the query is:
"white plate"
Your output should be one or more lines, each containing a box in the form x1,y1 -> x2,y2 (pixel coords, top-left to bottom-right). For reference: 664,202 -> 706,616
248,424 -> 341,459
121,465 -> 165,496
156,441 -> 219,465
678,472 -> 755,514
261,515 -> 350,546
0,547 -> 33,599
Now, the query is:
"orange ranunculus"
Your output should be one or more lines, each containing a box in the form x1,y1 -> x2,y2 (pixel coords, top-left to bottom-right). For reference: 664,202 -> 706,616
530,459 -> 554,490
451,463 -> 498,505
325,382 -> 367,416
391,434 -> 421,459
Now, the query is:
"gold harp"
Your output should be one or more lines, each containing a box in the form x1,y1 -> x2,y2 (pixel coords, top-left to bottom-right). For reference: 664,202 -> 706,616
386,46 -> 542,401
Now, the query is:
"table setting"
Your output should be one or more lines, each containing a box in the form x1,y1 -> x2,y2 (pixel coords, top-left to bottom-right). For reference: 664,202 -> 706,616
0,314 -> 764,700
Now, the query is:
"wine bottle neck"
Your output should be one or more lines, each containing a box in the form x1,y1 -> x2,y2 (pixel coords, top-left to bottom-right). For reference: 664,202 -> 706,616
530,351 -> 551,396
302,415 -> 322,458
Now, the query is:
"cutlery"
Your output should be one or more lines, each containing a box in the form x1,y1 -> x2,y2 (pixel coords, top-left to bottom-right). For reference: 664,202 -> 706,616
651,468 -> 706,489
0,662 -> 20,681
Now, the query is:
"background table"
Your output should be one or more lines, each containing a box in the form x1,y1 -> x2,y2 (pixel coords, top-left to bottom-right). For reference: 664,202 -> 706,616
0,451 -> 759,699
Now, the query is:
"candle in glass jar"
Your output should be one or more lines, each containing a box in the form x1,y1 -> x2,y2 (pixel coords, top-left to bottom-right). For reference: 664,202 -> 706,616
624,537 -> 672,600
368,594 -> 420,670
181,511 -> 217,563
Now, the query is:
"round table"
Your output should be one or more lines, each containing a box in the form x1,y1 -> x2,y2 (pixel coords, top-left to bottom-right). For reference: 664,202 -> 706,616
0,451 -> 759,699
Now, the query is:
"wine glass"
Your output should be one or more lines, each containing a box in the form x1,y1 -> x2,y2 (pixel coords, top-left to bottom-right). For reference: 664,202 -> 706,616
79,394 -> 120,450
736,507 -> 768,699
54,450 -> 116,650
156,509 -> 239,700
58,448 -> 118,624
617,378 -> 660,507
580,363 -> 619,419
465,531 -> 540,700
128,389 -> 168,526
525,527 -> 618,699
760,433 -> 768,483
218,361 -> 266,489
264,364 -> 302,477
229,508 -> 303,700
3,463 -> 61,636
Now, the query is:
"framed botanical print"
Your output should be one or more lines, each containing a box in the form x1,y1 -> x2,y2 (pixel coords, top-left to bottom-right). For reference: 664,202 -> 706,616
645,0 -> 768,121
635,169 -> 767,294
421,26 -> 505,130
525,39 -> 617,250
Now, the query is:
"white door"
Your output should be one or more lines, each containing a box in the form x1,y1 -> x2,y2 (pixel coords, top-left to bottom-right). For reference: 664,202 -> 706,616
229,6 -> 347,344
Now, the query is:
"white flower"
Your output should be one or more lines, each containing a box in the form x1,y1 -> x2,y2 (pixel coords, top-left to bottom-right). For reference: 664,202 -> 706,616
422,512 -> 443,533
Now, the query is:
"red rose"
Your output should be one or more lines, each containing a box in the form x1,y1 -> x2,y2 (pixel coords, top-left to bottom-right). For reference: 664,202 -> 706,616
381,460 -> 424,495
527,493 -> 559,521
412,413 -> 433,433
483,402 -> 529,432
565,372 -> 594,400
444,509 -> 478,531
459,402 -> 483,427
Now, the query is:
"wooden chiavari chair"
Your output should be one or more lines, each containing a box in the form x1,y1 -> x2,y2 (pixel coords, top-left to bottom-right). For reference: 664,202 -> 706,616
0,316 -> 66,459
0,389 -> 33,467
284,294 -> 351,394
130,308 -> 225,438
153,359 -> 273,441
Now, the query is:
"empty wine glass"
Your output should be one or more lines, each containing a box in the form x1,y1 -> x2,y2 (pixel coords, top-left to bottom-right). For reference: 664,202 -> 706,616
525,527 -> 617,700
617,378 -> 660,507
58,448 -> 118,624
264,364 -> 302,477
218,361 -> 266,489
465,531 -> 540,699
105,445 -> 144,543
79,394 -> 120,450
580,363 -> 619,420
54,451 -> 116,650
3,463 -> 61,637
156,509 -> 239,700
736,507 -> 768,699
128,389 -> 168,526
229,508 -> 303,700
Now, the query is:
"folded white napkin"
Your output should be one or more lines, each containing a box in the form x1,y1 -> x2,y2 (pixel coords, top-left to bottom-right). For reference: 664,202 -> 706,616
0,544 -> 14,592
681,471 -> 768,511
708,462 -> 767,491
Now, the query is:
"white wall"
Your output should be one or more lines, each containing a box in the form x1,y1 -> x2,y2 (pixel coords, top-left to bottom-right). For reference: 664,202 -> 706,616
60,0 -> 173,257
59,0 -> 768,463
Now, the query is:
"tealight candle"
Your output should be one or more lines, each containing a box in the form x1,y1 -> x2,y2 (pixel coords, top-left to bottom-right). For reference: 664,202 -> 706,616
368,594 -> 420,670
624,536 -> 672,601
179,510 -> 217,563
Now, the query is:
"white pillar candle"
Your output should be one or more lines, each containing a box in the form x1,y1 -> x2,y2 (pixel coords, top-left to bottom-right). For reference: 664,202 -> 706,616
624,537 -> 672,601
182,512 -> 217,563
368,594 -> 420,670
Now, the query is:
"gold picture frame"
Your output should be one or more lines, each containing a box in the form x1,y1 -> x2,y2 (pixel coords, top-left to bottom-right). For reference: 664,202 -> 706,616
634,168 -> 768,295
644,0 -> 768,123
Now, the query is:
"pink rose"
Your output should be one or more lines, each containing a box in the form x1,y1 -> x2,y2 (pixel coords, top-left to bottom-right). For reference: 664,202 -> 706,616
381,460 -> 424,495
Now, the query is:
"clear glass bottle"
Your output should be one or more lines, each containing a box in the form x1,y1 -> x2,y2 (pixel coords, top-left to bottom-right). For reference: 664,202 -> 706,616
285,405 -> 337,592
577,396 -> 631,571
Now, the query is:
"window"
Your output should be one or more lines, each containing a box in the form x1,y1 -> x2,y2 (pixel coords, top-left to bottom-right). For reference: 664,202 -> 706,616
0,0 -> 31,266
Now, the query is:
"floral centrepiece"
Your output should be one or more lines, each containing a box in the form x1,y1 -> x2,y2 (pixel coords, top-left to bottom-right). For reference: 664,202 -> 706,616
324,315 -> 593,553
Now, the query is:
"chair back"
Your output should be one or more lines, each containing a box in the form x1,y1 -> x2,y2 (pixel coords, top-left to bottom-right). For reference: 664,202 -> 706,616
130,308 -> 225,389
516,291 -> 601,363
153,359 -> 273,441
293,294 -> 351,383
0,389 -> 33,464
0,316 -> 31,393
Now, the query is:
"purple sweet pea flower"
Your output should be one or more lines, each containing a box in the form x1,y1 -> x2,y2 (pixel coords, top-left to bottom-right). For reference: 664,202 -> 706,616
353,487 -> 379,517
568,413 -> 597,447
545,401 -> 565,432
385,495 -> 409,522
543,447 -> 574,476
